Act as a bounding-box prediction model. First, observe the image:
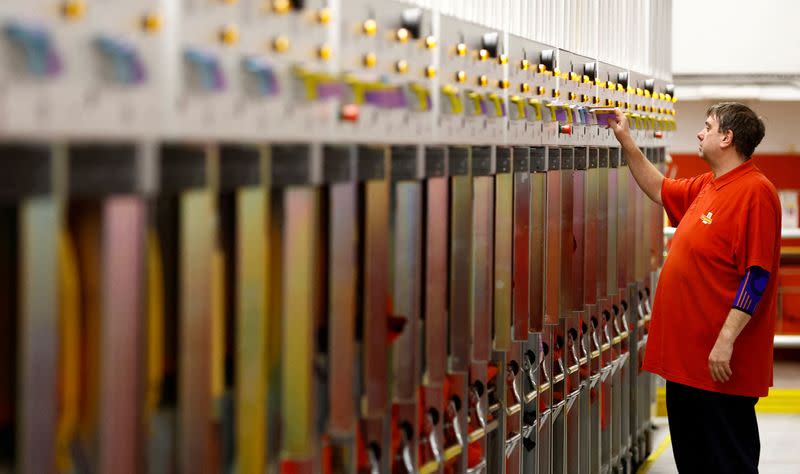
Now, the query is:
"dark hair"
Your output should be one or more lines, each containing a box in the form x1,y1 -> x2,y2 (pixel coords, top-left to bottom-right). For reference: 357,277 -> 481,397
705,102 -> 766,159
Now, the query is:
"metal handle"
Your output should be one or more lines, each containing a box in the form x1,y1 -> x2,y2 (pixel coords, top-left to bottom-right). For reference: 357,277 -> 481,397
504,432 -> 522,458
551,399 -> 567,419
613,316 -> 622,337
610,358 -> 621,377
469,386 -> 487,429
557,358 -> 566,378
538,408 -> 552,431
466,459 -> 487,474
592,329 -> 602,353
507,362 -> 522,410
522,354 -> 539,404
600,365 -> 613,382
580,332 -> 590,362
565,389 -> 581,413
540,355 -> 551,385
522,410 -> 538,438
446,402 -> 465,449
569,335 -> 581,367
427,431 -> 442,464
401,442 -> 414,473
523,351 -> 541,392
368,444 -> 381,474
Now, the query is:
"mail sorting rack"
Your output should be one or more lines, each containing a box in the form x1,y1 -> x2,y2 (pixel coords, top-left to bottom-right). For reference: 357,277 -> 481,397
0,1 -> 676,473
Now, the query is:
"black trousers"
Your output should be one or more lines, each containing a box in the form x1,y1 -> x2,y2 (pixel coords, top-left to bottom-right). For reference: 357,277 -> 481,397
666,380 -> 760,474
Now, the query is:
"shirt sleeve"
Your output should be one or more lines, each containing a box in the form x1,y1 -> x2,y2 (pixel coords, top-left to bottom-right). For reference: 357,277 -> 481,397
660,173 -> 713,226
734,185 -> 781,274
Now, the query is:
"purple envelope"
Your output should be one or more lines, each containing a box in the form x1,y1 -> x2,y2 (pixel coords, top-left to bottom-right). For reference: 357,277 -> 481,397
593,110 -> 617,127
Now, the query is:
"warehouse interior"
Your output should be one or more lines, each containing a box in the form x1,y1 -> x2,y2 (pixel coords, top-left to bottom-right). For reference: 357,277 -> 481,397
0,0 -> 798,473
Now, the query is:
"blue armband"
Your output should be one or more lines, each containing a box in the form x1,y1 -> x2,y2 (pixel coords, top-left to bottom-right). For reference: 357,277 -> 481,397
732,266 -> 770,315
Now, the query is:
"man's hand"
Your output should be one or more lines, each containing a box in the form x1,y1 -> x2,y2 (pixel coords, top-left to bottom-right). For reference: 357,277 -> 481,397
605,109 -> 632,145
708,336 -> 734,383
708,308 -> 752,383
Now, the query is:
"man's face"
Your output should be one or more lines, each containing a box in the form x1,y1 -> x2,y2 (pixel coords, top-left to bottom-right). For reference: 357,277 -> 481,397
696,114 -> 725,161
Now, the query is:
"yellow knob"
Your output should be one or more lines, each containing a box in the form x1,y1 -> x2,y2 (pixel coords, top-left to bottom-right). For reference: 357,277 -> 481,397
425,66 -> 437,78
538,64 -> 547,73
395,60 -> 408,74
456,70 -> 467,83
569,92 -> 577,101
553,89 -> 560,98
425,36 -> 437,49
520,59 -> 530,71
362,19 -> 377,36
141,13 -> 162,33
499,79 -> 509,89
318,44 -> 332,60
317,8 -> 332,24
272,35 -> 290,53
456,43 -> 467,56
498,54 -> 508,65
219,24 -> 240,45
396,28 -> 410,43
61,0 -> 86,20
538,86 -> 546,95
478,75 -> 488,87
520,83 -> 530,93
272,0 -> 291,14
363,52 -> 377,68
478,49 -> 489,61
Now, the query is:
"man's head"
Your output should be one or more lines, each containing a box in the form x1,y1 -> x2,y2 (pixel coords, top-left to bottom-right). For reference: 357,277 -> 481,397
697,102 -> 765,162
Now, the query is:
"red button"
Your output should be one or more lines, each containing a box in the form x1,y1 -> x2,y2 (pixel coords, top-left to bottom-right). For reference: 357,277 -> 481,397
340,103 -> 359,122
654,131 -> 663,139
559,124 -> 573,135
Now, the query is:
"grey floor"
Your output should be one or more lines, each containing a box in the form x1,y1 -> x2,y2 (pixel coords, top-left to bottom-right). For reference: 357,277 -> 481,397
643,414 -> 800,473
642,359 -> 800,473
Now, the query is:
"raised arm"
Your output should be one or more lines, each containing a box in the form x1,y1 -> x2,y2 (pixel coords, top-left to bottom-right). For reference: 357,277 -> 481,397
607,109 -> 665,205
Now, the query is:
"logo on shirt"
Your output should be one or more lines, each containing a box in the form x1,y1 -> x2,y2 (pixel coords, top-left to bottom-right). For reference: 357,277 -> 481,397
700,211 -> 714,225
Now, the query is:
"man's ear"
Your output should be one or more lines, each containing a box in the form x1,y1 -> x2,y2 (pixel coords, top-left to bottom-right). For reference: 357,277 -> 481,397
720,128 -> 734,148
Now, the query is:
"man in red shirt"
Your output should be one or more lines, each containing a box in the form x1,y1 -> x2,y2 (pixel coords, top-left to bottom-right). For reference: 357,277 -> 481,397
608,103 -> 778,473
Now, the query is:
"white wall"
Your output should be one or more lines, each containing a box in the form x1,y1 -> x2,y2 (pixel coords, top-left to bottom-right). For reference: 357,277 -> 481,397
673,0 -> 800,75
670,101 -> 800,154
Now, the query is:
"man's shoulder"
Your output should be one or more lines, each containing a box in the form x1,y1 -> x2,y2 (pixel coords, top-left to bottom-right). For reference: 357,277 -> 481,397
742,169 -> 779,202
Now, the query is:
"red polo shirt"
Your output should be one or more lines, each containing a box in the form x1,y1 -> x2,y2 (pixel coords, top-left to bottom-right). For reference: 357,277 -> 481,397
644,161 -> 781,397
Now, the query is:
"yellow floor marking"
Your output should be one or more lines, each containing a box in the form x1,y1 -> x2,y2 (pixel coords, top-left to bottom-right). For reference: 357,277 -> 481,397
637,433 -> 671,474
657,387 -> 800,416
